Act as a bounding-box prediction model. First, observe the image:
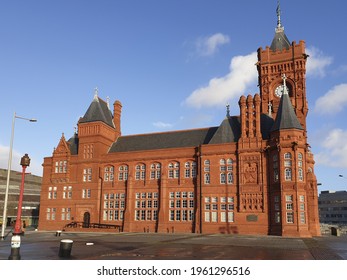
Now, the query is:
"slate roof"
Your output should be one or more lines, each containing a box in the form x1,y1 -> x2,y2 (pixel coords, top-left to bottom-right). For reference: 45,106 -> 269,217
67,134 -> 79,155
270,30 -> 291,52
209,116 -> 241,144
79,96 -> 114,128
271,92 -> 303,131
109,127 -> 218,153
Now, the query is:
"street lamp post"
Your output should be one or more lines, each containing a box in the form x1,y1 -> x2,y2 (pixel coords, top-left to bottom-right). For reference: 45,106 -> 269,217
8,154 -> 30,260
1,112 -> 37,240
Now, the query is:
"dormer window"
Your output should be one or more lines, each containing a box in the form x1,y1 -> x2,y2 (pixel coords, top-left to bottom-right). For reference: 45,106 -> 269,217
55,160 -> 67,173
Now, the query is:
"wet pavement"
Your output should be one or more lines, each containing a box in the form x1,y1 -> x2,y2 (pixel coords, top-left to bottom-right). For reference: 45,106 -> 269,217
0,229 -> 346,260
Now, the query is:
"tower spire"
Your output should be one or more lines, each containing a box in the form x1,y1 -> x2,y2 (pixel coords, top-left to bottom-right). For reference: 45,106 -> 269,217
276,0 -> 284,32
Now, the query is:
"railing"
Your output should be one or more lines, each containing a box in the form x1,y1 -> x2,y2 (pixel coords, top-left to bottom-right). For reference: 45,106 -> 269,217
63,222 -> 122,231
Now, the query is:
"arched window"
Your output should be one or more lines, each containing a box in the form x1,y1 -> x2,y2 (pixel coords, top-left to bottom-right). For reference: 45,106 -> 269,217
227,172 -> 233,184
104,166 -> 114,181
284,153 -> 292,159
220,173 -> 226,184
204,160 -> 210,184
118,165 -> 128,181
220,158 -> 233,184
150,163 -> 161,179
183,161 -> 197,178
285,168 -> 292,181
204,173 -> 210,184
168,162 -> 179,178
298,168 -> 304,181
135,164 -> 146,180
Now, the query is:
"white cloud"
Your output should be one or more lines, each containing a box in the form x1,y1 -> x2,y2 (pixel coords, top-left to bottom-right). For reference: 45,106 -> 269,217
196,33 -> 230,56
152,121 -> 173,129
184,52 -> 258,108
306,47 -> 333,77
315,128 -> 347,168
314,83 -> 347,115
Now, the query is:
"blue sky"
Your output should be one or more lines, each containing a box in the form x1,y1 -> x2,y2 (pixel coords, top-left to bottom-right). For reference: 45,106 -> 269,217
1,0 -> 347,192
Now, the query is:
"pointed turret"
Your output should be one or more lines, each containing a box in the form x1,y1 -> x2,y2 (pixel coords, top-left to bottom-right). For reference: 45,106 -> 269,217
79,88 -> 115,128
271,74 -> 303,131
209,116 -> 240,144
270,1 -> 291,51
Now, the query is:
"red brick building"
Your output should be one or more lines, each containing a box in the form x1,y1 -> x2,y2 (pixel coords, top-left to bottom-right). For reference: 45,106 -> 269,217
38,7 -> 320,237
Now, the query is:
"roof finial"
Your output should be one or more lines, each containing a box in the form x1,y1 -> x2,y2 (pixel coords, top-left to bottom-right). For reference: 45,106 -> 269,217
268,102 -> 273,117
94,87 -> 99,99
106,96 -> 110,109
282,73 -> 288,95
226,103 -> 230,118
276,0 -> 284,33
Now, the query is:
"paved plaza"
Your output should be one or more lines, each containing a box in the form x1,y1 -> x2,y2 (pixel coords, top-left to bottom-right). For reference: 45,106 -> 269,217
0,229 -> 346,260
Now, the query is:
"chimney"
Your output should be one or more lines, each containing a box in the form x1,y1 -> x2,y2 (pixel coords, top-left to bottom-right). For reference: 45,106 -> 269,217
113,100 -> 122,138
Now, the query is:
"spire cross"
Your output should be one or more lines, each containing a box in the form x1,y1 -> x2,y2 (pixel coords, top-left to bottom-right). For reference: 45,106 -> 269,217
94,87 -> 99,99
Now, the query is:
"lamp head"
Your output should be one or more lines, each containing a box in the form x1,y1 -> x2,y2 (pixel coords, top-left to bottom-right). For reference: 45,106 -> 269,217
20,154 -> 31,167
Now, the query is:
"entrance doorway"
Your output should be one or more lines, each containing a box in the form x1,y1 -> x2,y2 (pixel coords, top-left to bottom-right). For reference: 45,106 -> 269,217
83,212 -> 90,228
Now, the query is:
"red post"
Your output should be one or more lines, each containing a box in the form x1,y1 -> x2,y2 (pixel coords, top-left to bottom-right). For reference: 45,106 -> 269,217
13,164 -> 28,235
9,153 -> 30,260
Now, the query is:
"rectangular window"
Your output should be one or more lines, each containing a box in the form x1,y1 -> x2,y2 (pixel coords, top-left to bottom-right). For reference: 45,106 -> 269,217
82,189 -> 91,199
51,208 -> 56,220
300,212 -> 306,224
275,212 -> 281,223
176,210 -> 181,221
170,210 -> 175,221
182,210 -> 188,221
221,212 -> 226,222
182,200 -> 188,208
286,203 -> 293,210
61,208 -> 66,220
228,212 -> 234,223
211,212 -> 217,222
46,208 -> 51,220
141,210 -> 146,220
286,212 -> 294,223
205,212 -> 210,222
135,210 -> 140,221
153,210 -> 158,221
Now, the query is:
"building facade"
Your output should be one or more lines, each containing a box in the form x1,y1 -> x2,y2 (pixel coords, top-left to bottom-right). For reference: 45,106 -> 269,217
38,6 -> 320,237
0,168 -> 42,227
319,191 -> 347,225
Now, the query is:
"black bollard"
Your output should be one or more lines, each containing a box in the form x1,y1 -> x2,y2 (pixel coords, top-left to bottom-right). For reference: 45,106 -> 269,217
59,239 -> 73,258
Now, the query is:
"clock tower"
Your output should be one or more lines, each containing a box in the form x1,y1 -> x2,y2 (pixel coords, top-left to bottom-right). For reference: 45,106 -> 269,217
256,1 -> 309,133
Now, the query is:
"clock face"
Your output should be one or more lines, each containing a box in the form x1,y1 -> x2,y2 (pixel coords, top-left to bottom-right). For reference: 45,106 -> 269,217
275,84 -> 289,98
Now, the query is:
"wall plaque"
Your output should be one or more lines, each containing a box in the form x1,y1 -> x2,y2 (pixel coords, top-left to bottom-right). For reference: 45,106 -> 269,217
246,215 -> 258,222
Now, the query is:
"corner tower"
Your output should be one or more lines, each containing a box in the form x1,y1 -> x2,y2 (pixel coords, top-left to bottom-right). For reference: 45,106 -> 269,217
77,89 -> 118,159
256,1 -> 309,133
